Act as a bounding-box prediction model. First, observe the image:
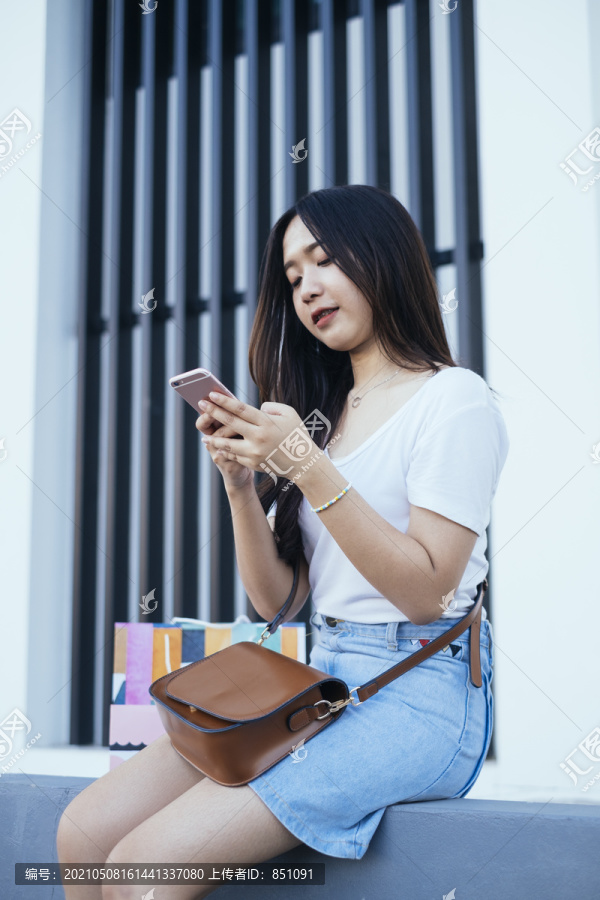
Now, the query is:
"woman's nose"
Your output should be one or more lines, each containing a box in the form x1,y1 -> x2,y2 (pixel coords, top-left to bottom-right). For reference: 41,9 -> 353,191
300,272 -> 323,301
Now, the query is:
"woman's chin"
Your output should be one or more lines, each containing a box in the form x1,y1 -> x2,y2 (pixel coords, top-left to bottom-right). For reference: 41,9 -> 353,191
318,338 -> 352,353
319,335 -> 369,354
313,327 -> 361,352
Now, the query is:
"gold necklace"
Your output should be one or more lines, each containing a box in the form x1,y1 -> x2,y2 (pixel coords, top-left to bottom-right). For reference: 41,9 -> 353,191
348,369 -> 401,408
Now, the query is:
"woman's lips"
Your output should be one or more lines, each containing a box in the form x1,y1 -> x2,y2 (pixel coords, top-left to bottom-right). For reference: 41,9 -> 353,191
314,308 -> 338,329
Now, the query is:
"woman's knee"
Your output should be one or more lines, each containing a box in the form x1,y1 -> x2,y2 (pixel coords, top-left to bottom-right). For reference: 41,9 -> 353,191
56,787 -> 108,863
100,837 -> 216,899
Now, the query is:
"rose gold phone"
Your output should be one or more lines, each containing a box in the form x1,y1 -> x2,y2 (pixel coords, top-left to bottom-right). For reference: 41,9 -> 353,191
169,367 -> 235,413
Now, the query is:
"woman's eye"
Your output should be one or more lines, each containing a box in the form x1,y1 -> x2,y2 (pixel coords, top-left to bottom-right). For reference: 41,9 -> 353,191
290,258 -> 331,289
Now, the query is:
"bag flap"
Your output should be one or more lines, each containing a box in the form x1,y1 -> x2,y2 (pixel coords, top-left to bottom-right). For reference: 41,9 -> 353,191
165,642 -> 329,722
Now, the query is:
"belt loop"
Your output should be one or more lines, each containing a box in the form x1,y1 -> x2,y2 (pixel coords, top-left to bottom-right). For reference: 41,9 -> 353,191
487,618 -> 494,662
386,621 -> 398,650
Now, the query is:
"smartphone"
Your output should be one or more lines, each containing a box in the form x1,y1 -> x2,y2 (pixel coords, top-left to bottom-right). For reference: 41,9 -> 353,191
169,367 -> 235,414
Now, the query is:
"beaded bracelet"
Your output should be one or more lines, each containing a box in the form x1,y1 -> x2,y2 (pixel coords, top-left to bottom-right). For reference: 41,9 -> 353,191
310,482 -> 352,514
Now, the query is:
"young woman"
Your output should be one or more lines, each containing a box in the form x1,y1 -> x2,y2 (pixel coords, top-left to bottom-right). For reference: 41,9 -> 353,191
57,184 -> 509,898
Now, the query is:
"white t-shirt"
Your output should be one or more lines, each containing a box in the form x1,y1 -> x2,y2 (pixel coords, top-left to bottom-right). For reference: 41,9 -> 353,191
268,366 -> 509,624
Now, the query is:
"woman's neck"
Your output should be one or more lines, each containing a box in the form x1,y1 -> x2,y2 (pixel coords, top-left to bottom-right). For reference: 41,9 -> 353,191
349,348 -> 408,394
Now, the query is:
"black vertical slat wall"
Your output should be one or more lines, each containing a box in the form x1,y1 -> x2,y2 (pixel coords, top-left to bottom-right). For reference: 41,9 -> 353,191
321,0 -> 346,186
405,0 -> 434,250
141,0 -> 171,626
71,0 -> 108,744
362,0 -> 390,188
172,0 -> 194,624
72,0 -> 488,746
100,0 -> 141,725
210,0 -> 238,621
450,0 -> 485,374
282,0 -> 310,204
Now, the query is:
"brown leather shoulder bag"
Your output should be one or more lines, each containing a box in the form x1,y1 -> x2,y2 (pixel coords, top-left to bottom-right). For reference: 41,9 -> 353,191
149,566 -> 487,786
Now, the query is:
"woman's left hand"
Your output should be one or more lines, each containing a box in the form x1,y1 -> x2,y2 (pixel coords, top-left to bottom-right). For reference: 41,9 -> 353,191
199,392 -> 316,480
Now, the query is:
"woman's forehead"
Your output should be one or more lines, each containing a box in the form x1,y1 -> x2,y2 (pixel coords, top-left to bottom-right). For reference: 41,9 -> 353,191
282,216 -> 316,255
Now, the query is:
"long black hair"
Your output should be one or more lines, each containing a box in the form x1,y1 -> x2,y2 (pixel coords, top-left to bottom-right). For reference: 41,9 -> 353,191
249,184 -> 469,565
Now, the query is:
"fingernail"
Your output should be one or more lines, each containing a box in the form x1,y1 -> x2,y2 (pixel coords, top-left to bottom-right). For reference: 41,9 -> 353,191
208,391 -> 219,400
198,400 -> 208,409
201,436 -> 209,444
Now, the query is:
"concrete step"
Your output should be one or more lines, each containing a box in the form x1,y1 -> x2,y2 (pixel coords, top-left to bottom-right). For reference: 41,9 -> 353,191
1,774 -> 598,899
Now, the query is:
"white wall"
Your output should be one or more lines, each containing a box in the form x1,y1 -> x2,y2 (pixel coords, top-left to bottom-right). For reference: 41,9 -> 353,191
28,0 -> 87,747
469,0 -> 600,802
0,0 -> 49,741
0,0 -> 86,753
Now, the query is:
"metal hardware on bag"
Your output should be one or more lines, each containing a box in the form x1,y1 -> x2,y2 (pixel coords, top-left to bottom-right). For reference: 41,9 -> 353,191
256,564 -> 300,646
313,699 -> 333,720
337,687 -> 363,710
257,627 -> 271,646
189,706 -> 195,712
314,687 -> 362,719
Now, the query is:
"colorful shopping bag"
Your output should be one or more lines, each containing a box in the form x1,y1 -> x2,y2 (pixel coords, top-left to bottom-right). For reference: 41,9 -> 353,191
109,615 -> 306,770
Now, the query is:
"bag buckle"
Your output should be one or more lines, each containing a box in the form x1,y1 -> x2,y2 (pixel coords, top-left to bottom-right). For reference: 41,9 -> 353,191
314,687 -> 362,719
257,627 -> 271,646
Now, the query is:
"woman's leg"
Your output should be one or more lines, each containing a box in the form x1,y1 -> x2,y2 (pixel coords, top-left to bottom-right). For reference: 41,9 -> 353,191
57,734 -> 208,899
101,776 -> 302,899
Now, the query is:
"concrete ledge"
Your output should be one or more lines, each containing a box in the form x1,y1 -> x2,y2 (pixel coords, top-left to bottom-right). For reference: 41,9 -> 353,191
1,774 -> 599,899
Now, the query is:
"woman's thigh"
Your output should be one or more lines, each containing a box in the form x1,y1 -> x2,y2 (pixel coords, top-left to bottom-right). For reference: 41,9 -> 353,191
57,733 -> 207,864
102,776 -> 301,899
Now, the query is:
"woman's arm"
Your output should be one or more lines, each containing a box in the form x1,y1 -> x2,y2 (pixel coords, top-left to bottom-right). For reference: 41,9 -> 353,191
295,456 -> 477,625
226,480 -> 311,622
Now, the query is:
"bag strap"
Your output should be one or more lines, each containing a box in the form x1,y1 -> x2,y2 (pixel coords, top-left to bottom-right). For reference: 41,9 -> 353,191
260,560 -> 300,640
353,577 -> 488,700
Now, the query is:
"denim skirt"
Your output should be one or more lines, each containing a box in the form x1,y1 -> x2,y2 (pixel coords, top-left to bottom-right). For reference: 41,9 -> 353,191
247,610 -> 494,859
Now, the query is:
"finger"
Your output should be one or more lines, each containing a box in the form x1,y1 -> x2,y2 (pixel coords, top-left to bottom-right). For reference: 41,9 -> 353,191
260,401 -> 288,415
198,418 -> 239,438
220,450 -> 240,463
195,411 -> 221,434
202,393 -> 265,432
201,435 -> 250,457
195,413 -> 244,440
212,423 -> 242,439
202,442 -> 237,466
258,402 -> 303,440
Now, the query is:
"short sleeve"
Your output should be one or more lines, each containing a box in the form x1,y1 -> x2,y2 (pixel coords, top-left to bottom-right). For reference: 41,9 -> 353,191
406,401 -> 509,537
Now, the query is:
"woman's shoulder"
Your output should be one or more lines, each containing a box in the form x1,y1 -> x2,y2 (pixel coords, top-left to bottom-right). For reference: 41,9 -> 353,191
427,365 -> 498,410
410,365 -> 505,438
396,366 -> 510,477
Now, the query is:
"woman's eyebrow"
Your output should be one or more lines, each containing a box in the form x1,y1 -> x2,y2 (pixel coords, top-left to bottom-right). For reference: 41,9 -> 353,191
283,240 -> 321,272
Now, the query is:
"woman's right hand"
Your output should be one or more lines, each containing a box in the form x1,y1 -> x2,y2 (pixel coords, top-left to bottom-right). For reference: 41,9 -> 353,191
196,407 -> 254,492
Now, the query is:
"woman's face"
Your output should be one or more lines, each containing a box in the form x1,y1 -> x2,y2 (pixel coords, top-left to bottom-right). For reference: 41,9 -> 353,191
282,215 -> 374,354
